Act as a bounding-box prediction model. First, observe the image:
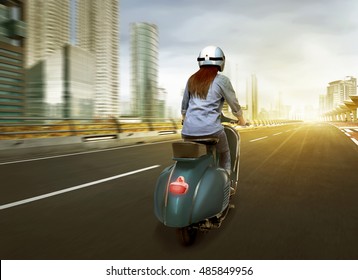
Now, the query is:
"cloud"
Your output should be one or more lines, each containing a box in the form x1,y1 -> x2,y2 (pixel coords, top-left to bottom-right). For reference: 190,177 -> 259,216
120,0 -> 358,110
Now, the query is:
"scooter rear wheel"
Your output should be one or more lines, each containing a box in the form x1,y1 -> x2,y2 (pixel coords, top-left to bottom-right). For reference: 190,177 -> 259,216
176,226 -> 197,246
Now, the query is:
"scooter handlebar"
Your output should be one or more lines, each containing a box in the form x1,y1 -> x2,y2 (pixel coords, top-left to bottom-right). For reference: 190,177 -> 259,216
220,113 -> 236,123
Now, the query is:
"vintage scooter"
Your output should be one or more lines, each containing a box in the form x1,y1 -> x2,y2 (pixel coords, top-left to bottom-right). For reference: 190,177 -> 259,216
154,114 -> 241,245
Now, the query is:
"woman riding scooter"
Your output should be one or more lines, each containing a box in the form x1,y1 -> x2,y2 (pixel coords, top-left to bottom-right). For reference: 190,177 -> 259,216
181,45 -> 247,175
154,46 -> 246,245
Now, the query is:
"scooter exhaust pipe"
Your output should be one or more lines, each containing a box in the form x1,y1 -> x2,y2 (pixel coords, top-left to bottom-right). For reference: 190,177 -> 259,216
198,203 -> 235,230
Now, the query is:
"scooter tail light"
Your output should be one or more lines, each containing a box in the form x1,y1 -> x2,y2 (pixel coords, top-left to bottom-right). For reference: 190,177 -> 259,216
169,176 -> 189,195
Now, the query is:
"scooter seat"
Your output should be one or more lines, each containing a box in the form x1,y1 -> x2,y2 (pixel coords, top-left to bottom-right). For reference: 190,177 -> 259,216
172,141 -> 208,158
183,137 -> 219,145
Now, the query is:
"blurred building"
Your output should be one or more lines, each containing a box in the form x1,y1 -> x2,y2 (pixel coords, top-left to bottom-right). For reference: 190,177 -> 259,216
25,0 -> 119,118
319,93 -> 327,117
325,76 -> 357,111
246,74 -> 258,121
26,44 -> 95,118
25,0 -> 70,68
76,0 -> 119,117
130,22 -> 159,119
157,87 -> 167,118
0,0 -> 26,121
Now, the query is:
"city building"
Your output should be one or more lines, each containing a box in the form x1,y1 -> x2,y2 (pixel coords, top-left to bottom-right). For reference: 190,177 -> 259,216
25,0 -> 119,118
319,93 -> 326,117
130,22 -> 159,119
25,0 -> 70,68
76,0 -> 120,117
157,87 -> 167,119
26,44 -> 95,118
319,76 -> 358,121
325,76 -> 357,111
0,0 -> 26,121
246,74 -> 258,121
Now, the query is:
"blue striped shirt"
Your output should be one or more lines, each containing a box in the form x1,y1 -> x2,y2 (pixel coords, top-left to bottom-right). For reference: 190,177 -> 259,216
181,74 -> 242,136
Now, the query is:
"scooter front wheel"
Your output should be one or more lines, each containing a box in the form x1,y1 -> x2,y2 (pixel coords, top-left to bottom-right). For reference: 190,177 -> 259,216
176,226 -> 197,246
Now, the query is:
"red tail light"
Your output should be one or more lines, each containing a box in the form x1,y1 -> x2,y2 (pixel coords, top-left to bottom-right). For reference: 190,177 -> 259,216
169,176 -> 189,195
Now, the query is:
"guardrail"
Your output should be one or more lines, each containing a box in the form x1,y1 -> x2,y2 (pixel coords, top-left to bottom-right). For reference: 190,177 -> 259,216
0,116 -> 303,140
0,116 -> 181,140
0,116 -> 303,153
250,119 -> 301,126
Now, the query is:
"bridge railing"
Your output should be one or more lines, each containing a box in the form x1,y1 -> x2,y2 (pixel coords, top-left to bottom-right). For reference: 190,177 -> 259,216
0,116 -> 181,140
0,115 -> 303,141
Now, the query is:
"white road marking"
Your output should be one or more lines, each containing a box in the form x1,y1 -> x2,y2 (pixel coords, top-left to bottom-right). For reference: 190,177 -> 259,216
339,128 -> 358,145
249,136 -> 268,142
0,165 -> 160,210
273,132 -> 282,136
350,138 -> 358,146
0,140 -> 176,166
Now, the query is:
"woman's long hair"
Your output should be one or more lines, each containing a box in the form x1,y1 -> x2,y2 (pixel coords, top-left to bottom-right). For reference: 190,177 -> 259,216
188,66 -> 219,99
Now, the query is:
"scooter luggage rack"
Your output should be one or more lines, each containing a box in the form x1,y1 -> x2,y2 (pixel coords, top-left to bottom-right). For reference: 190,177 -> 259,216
172,137 -> 218,159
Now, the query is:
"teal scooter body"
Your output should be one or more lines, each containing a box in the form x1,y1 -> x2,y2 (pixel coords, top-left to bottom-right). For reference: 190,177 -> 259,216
154,152 -> 230,228
154,121 -> 240,245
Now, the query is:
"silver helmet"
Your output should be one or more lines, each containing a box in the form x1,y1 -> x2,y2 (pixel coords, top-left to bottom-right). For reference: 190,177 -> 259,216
197,45 -> 225,72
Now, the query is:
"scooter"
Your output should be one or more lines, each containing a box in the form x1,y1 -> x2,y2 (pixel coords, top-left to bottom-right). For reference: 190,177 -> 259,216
154,114 -> 241,245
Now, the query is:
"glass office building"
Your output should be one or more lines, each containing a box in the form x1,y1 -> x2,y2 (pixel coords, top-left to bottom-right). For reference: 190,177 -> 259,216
130,22 -> 159,119
26,44 -> 95,118
0,0 -> 26,121
76,0 -> 120,117
26,0 -> 119,118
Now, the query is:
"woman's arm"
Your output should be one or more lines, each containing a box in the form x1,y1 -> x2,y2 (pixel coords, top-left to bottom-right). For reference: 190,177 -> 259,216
218,75 -> 247,125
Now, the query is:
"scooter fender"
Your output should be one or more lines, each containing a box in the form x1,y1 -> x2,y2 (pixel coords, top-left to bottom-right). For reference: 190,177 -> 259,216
154,155 -> 230,228
190,167 -> 230,224
154,156 -> 210,226
154,165 -> 173,223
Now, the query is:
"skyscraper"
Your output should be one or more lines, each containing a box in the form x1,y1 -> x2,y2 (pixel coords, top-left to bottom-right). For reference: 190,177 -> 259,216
76,0 -> 119,117
246,74 -> 258,121
0,0 -> 26,120
130,22 -> 159,119
25,0 -> 119,117
25,0 -> 70,68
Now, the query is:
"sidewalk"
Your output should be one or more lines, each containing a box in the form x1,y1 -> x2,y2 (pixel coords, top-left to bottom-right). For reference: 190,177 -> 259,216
328,121 -> 358,128
0,133 -> 181,163
329,122 -> 358,146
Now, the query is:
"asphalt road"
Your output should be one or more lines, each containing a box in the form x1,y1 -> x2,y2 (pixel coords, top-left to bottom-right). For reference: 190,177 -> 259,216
1,122 -> 357,260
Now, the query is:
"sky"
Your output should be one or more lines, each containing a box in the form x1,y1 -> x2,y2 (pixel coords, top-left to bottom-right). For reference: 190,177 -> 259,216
119,0 -> 358,115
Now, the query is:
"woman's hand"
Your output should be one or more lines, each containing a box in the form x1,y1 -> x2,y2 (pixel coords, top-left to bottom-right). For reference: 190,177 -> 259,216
237,116 -> 247,126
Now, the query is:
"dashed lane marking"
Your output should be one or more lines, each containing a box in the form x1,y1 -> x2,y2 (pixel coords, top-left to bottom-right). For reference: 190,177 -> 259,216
249,136 -> 268,142
250,128 -> 296,142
